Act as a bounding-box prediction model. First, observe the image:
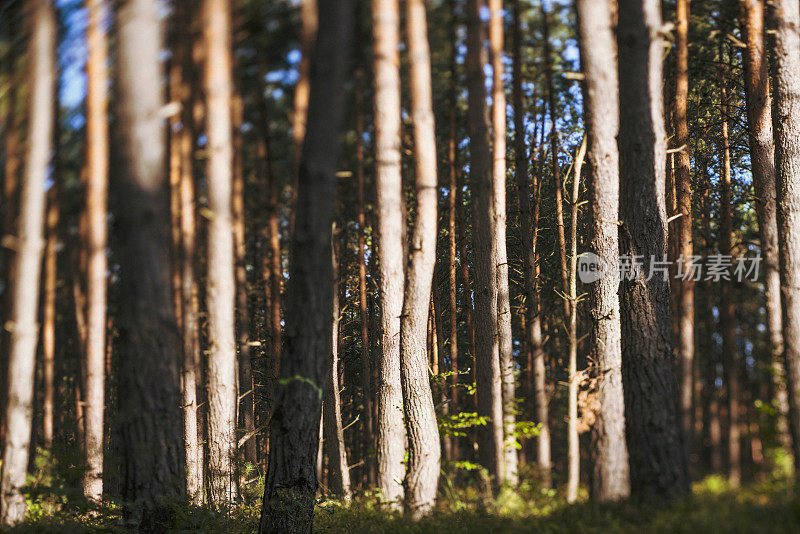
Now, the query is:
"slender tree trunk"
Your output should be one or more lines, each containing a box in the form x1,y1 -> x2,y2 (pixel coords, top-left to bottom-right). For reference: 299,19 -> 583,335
719,45 -> 741,487
42,183 -> 58,451
674,0 -> 695,460
513,0 -> 550,487
488,0 -> 517,486
203,0 -> 238,505
447,6 -> 460,457
323,235 -> 352,501
257,3 -> 352,530
372,0 -> 406,507
354,70 -> 375,487
542,2 -> 568,318
769,0 -> 800,476
401,0 -> 441,516
81,0 -> 109,503
740,0 -> 791,455
566,139 -> 586,503
0,2 -> 54,524
114,0 -> 186,525
466,0 -> 504,483
292,0 -> 318,167
232,94 -> 258,469
617,0 -> 689,500
577,0 -> 631,502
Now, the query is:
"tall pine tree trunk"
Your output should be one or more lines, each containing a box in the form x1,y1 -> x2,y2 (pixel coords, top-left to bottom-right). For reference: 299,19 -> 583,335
258,2 -> 353,530
41,182 -> 59,450
466,0 -> 504,483
576,0 -> 630,502
372,0 -> 406,507
401,0 -> 441,516
617,0 -> 689,500
0,0 -> 55,524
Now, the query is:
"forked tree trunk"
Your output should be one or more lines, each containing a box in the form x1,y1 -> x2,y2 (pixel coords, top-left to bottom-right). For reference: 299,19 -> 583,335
203,0 -> 238,505
674,0 -> 695,460
739,0 -> 791,454
566,138 -> 586,503
769,0 -> 800,475
323,235 -> 352,501
0,1 -> 55,524
617,0 -> 689,500
576,0 -> 631,502
258,2 -> 352,531
372,0 -> 406,507
488,0 -> 517,486
114,0 -> 186,525
466,0 -> 504,483
82,0 -> 109,504
401,0 -> 441,517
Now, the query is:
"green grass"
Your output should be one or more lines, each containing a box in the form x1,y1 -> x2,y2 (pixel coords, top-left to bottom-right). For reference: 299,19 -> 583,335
7,475 -> 800,533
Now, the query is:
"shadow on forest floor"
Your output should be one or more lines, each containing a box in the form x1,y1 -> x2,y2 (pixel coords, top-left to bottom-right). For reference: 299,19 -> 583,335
6,474 -> 800,533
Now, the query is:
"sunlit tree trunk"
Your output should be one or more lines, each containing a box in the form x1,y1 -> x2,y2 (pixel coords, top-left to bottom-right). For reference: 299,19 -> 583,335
566,139 -> 586,503
114,0 -> 186,524
674,0 -> 695,460
0,1 -> 55,524
292,0 -> 318,166
576,0 -> 630,502
257,2 -> 353,530
81,0 -> 109,504
323,235 -> 352,501
203,0 -> 238,505
401,0 -> 441,516
41,183 -> 58,451
739,0 -> 791,455
372,0 -> 406,507
466,0 -> 504,483
617,0 -> 689,500
488,0 -> 516,486
769,0 -> 800,476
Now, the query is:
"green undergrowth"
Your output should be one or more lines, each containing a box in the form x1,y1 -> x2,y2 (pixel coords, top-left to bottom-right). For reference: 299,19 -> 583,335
6,450 -> 800,532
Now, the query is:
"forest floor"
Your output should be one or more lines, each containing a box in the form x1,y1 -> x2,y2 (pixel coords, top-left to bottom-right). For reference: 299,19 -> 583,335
8,453 -> 800,534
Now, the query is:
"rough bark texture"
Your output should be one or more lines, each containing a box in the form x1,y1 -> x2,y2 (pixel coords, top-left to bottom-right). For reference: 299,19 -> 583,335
674,0 -> 695,459
323,237 -> 352,501
114,0 -> 186,526
488,0 -> 517,486
372,0 -> 406,507
770,0 -> 800,475
466,0 -> 504,482
0,0 -> 55,525
617,0 -> 689,500
577,0 -> 631,502
740,0 -> 791,454
401,0 -> 441,517
511,0 -> 551,487
203,0 -> 238,505
257,1 -> 352,531
82,0 -> 109,504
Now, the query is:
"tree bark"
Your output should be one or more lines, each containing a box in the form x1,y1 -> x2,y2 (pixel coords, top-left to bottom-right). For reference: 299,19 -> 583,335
203,0 -> 238,505
292,0 -> 318,167
617,0 -> 689,500
466,0 -> 504,483
257,1 -> 352,531
323,235 -> 352,501
576,0 -> 631,502
401,0 -> 441,517
447,5 -> 460,457
674,0 -> 695,461
372,0 -> 406,507
739,0 -> 791,455
82,0 -> 109,504
488,0 -> 517,486
769,0 -> 800,476
0,1 -> 55,524
41,182 -> 58,451
114,0 -> 186,525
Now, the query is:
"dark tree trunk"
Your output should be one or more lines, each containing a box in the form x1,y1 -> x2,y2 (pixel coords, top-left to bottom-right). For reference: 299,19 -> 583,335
617,0 -> 689,500
258,1 -> 353,531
